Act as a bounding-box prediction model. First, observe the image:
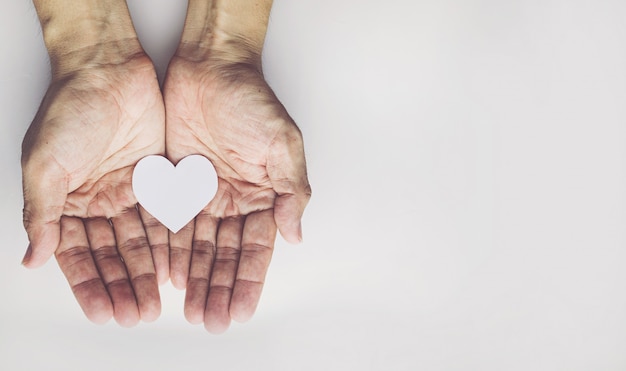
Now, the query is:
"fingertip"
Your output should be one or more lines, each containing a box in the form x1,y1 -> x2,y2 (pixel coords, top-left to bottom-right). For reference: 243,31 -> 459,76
170,273 -> 188,290
277,223 -> 303,245
141,303 -> 161,323
274,194 -> 306,245
204,317 -> 230,335
230,281 -> 263,323
230,305 -> 254,324
156,265 -> 170,286
86,301 -> 114,325
137,290 -> 161,323
22,247 -> 53,268
116,314 -> 140,328
20,244 -> 33,266
90,313 -> 113,325
23,223 -> 61,268
108,285 -> 141,328
185,280 -> 210,325
295,221 -> 303,243
22,252 -> 50,268
135,284 -> 162,323
151,244 -> 170,286
204,289 -> 232,334
184,306 -> 205,325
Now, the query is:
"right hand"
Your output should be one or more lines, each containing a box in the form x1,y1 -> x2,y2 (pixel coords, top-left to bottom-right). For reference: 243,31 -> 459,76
21,46 -> 168,327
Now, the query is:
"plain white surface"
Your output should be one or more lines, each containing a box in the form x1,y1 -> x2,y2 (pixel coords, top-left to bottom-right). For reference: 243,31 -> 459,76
2,0 -> 626,370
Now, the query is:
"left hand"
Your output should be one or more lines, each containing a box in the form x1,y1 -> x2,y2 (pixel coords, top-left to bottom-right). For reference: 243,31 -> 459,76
163,55 -> 311,333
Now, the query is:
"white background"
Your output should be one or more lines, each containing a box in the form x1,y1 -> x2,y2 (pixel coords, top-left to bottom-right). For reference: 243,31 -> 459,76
2,0 -> 626,370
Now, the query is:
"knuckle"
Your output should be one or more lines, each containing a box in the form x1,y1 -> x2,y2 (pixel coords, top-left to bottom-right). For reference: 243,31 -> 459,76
91,245 -> 121,263
240,244 -> 272,265
106,277 -> 131,290
209,284 -> 234,292
118,237 -> 150,257
149,242 -> 168,254
241,242 -> 273,255
22,207 -> 33,230
56,245 -> 91,266
303,184 -> 312,200
187,276 -> 210,289
131,272 -> 157,285
192,240 -> 216,256
71,277 -> 103,295
236,277 -> 264,287
142,217 -> 164,230
170,245 -> 191,257
215,246 -> 240,263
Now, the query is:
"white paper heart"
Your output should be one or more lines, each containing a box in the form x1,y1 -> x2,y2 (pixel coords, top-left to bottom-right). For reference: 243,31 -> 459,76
132,155 -> 218,233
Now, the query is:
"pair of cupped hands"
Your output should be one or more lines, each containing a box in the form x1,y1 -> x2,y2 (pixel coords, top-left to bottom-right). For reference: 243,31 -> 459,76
21,41 -> 311,334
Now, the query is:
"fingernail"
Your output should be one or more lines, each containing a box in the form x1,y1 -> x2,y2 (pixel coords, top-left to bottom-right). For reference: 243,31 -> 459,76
21,244 -> 32,265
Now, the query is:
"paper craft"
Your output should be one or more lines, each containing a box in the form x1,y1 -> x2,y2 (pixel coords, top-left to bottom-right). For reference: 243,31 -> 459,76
132,155 -> 218,233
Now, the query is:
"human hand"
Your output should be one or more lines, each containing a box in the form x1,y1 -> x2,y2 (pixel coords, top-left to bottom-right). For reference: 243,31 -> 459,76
163,39 -> 311,333
22,1 -> 169,326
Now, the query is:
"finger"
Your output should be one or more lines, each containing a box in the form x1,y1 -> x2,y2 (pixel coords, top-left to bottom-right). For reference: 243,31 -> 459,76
55,216 -> 112,324
184,214 -> 219,324
169,220 -> 194,289
230,209 -> 277,323
111,208 -> 161,322
204,216 -> 244,334
85,218 -> 140,327
21,163 -> 67,268
138,206 -> 170,285
267,126 -> 312,244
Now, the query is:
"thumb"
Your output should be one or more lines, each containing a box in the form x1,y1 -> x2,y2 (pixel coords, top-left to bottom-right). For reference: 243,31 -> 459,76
21,162 -> 67,268
268,127 -> 312,244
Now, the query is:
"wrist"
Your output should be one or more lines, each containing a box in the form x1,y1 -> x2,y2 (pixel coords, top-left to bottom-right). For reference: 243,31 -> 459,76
176,0 -> 273,67
33,0 -> 143,77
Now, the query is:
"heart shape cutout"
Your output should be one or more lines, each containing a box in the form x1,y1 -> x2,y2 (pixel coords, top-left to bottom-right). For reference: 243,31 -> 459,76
132,155 -> 218,233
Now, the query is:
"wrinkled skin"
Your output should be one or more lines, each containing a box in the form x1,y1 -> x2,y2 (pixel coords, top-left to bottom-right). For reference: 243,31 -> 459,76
164,56 -> 311,333
21,53 -> 168,326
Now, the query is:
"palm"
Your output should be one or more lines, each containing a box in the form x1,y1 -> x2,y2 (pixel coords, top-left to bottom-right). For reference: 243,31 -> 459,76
163,57 -> 310,333
22,55 -> 166,326
24,55 -> 163,216
165,61 -> 286,216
